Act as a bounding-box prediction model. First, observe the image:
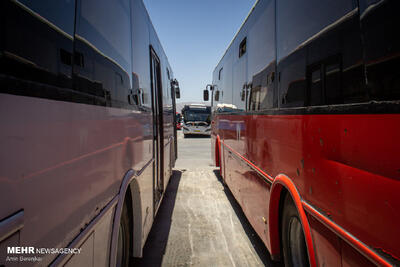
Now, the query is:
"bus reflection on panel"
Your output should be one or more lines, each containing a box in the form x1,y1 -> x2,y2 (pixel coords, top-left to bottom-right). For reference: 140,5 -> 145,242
206,0 -> 400,266
0,0 -> 180,266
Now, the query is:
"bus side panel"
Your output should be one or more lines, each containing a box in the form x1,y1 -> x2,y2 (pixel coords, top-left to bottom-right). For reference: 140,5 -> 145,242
217,113 -> 273,251
235,152 -> 271,250
0,94 -> 148,265
249,113 -> 400,262
211,130 -> 217,166
133,159 -> 155,254
211,114 -> 222,168
163,141 -> 172,190
341,240 -> 376,267
64,204 -> 115,267
217,111 -> 400,264
307,213 -> 342,267
220,116 -> 238,189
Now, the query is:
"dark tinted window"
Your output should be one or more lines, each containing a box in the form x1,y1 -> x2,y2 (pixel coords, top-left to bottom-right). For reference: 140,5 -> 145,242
276,0 -> 354,61
277,0 -> 361,108
74,0 -> 133,108
306,57 -> 345,106
1,0 -> 75,99
246,0 -> 276,110
249,62 -> 275,110
308,67 -> 323,106
279,50 -> 307,107
325,61 -> 342,104
18,0 -> 75,36
77,0 -> 132,72
360,0 -> 400,101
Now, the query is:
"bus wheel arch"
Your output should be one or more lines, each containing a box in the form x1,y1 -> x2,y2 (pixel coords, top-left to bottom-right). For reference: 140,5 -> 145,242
268,174 -> 317,267
110,170 -> 142,266
116,189 -> 133,267
128,179 -> 143,258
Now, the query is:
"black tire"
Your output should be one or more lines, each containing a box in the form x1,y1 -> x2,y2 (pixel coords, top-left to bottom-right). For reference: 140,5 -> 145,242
184,134 -> 187,138
116,201 -> 132,267
281,194 -> 309,267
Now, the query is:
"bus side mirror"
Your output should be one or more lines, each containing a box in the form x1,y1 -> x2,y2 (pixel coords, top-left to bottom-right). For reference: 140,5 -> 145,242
203,90 -> 209,101
172,79 -> 180,99
214,90 -> 220,101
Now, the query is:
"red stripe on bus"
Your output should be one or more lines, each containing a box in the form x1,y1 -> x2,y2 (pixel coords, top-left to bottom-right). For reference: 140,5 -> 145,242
302,201 -> 392,267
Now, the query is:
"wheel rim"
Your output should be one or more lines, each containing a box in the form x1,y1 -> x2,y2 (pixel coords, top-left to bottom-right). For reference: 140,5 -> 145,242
288,217 -> 309,266
116,221 -> 125,267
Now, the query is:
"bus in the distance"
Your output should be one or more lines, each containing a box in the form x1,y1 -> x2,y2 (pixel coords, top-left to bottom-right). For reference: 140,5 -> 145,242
205,0 -> 399,266
181,104 -> 211,137
0,0 -> 179,266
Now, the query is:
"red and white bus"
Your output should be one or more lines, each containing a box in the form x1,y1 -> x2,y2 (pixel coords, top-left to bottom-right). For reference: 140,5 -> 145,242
0,0 -> 179,266
205,0 -> 399,266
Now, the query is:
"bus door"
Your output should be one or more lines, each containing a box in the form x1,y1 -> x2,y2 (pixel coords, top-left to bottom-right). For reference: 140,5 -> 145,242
171,81 -> 178,162
150,47 -> 164,209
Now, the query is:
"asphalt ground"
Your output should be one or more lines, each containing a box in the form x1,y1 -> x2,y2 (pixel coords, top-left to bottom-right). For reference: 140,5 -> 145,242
133,131 -> 280,267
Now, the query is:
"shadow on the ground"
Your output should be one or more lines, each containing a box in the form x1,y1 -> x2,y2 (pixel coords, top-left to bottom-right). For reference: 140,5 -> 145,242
213,169 -> 283,267
132,170 -> 182,267
183,134 -> 210,139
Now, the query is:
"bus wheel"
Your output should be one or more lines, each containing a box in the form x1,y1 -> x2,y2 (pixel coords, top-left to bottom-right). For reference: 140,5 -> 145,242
282,194 -> 309,267
116,201 -> 131,267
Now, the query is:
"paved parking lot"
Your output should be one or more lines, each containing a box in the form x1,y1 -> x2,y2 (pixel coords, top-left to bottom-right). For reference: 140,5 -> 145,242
134,131 -> 279,266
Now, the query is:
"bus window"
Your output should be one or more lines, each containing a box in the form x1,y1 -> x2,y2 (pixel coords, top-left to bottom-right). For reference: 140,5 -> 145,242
277,0 -> 357,108
74,0 -> 133,108
360,0 -> 400,101
276,0 -> 354,62
1,0 -> 75,99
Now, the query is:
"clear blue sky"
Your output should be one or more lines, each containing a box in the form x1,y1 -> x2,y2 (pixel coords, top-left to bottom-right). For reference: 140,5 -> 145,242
143,0 -> 256,103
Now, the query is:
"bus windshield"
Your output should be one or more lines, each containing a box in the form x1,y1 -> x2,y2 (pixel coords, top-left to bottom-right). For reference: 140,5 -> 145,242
183,107 -> 210,123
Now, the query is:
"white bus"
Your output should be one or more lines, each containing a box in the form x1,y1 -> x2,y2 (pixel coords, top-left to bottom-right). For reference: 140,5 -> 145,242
181,104 -> 211,137
0,0 -> 180,266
